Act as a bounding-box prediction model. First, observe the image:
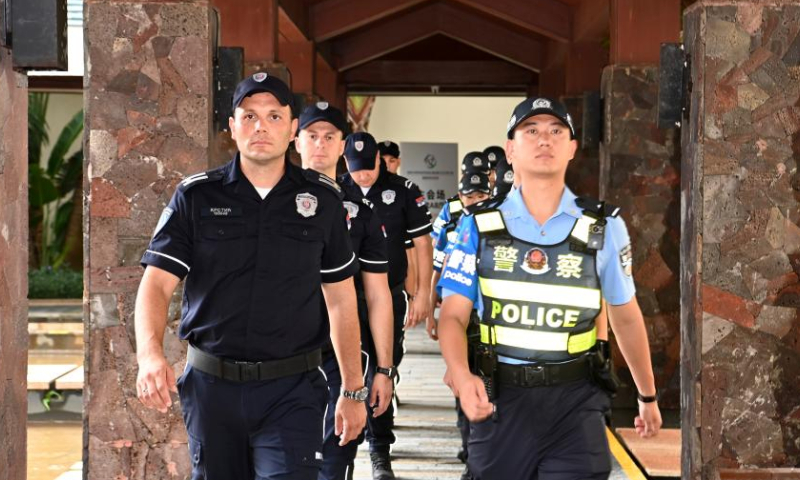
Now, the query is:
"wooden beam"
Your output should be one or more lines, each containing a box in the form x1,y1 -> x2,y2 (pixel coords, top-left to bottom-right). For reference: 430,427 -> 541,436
573,0 -> 610,43
315,52 -> 339,103
343,60 -> 535,88
214,0 -> 279,62
278,1 -> 309,41
610,0 -> 680,64
279,40 -> 315,93
333,3 -> 543,72
310,0 -> 426,43
278,5 -> 308,43
453,0 -> 570,43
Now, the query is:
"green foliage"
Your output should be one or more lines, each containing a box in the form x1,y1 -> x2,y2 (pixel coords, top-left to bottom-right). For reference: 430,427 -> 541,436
28,92 -> 85,269
28,267 -> 83,299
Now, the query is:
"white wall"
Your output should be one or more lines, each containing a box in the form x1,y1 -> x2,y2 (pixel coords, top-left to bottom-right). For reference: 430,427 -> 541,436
41,93 -> 84,166
366,96 -> 523,176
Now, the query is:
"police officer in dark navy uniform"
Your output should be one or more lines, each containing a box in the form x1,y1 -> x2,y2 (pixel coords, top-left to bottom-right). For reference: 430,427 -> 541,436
378,140 -> 401,174
135,73 -> 367,480
339,133 -> 433,480
293,102 -> 395,480
437,97 -> 662,480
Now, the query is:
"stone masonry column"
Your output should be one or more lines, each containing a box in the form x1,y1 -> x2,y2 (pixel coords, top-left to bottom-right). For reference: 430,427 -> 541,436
84,1 -> 213,477
0,44 -> 29,480
683,2 -> 800,478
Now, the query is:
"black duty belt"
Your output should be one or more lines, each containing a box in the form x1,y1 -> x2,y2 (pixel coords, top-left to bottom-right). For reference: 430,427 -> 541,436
496,354 -> 593,388
187,344 -> 322,382
356,282 -> 406,300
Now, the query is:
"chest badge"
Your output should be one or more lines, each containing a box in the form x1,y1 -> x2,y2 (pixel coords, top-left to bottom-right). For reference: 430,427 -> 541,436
382,189 -> 396,205
296,193 -> 318,218
556,254 -> 583,279
343,201 -> 360,219
521,247 -> 550,275
492,245 -> 519,273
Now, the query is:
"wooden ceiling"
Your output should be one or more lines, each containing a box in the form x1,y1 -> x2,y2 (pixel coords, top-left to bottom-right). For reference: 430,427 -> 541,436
279,0 -> 611,94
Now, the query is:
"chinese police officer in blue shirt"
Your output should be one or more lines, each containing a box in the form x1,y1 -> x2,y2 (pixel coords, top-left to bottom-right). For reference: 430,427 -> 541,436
135,73 -> 367,480
437,97 -> 662,480
294,102 -> 396,480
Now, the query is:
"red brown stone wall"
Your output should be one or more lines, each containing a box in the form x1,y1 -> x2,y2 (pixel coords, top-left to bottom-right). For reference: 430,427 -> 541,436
84,1 -> 212,477
601,65 -> 682,410
683,2 -> 800,476
0,46 -> 28,480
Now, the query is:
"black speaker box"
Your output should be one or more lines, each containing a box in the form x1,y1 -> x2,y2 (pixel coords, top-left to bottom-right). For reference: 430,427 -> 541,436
11,0 -> 67,70
214,46 -> 244,131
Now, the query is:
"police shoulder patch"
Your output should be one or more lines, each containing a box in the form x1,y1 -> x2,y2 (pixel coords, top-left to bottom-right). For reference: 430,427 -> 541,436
361,198 -> 374,209
575,196 -> 621,219
302,169 -> 344,199
177,167 -> 225,192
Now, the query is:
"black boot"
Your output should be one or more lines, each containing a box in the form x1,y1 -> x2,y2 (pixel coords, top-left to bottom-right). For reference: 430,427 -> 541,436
370,450 -> 396,480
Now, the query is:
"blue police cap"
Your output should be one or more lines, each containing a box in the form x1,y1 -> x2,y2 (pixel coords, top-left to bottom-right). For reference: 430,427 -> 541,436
459,172 -> 491,195
378,141 -> 400,158
460,151 -> 490,174
232,72 -> 294,112
483,146 -> 506,169
298,102 -> 348,134
506,97 -> 575,139
345,132 -> 379,171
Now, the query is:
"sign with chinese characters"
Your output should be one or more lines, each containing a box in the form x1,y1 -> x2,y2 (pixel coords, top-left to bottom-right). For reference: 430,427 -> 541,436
399,142 -> 459,219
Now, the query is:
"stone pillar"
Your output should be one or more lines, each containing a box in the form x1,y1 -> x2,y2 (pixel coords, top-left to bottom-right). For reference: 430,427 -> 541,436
683,2 -> 800,477
84,1 -> 213,478
600,66 -> 682,410
562,95 -> 600,199
0,46 -> 28,480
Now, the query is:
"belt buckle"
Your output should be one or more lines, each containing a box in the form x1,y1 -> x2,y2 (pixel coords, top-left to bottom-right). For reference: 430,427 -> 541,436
522,364 -> 546,386
235,361 -> 260,381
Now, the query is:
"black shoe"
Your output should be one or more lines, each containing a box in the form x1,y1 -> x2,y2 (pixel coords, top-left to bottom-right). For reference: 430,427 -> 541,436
370,451 -> 396,480
456,447 -> 468,463
460,465 -> 473,480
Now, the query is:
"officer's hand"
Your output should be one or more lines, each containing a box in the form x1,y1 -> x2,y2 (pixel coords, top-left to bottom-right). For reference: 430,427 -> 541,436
454,372 -> 493,422
425,316 -> 438,341
370,374 -> 394,418
136,353 -> 176,413
335,395 -> 367,446
634,401 -> 662,438
406,294 -> 431,329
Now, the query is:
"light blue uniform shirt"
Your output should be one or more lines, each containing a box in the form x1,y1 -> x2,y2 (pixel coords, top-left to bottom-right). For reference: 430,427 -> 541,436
437,186 -> 636,360
431,204 -> 452,238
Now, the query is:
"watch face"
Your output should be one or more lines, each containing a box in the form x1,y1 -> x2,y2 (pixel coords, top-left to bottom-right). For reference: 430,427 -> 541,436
356,387 -> 369,402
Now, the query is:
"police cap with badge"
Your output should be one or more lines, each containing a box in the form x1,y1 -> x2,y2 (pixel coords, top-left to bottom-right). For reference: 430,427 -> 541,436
345,132 -> 379,171
459,172 -> 491,195
460,151 -> 490,175
506,96 -> 576,139
378,140 -> 400,158
298,101 -> 348,133
232,72 -> 295,112
483,146 -> 505,171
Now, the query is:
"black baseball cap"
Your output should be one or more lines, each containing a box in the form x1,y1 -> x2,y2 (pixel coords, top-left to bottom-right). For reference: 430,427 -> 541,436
506,96 -> 575,139
378,140 -> 400,158
460,151 -> 490,174
232,72 -> 294,112
459,172 -> 491,195
344,132 -> 379,171
483,146 -> 505,169
298,102 -> 348,133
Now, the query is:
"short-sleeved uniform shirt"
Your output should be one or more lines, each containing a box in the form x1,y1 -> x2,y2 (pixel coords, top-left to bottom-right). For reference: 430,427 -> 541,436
342,193 -> 389,291
141,155 -> 358,362
437,187 -> 635,351
339,170 -> 432,289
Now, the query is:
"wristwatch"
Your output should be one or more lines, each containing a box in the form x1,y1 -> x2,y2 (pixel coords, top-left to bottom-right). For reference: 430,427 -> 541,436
375,366 -> 396,379
341,386 -> 369,402
637,391 -> 658,403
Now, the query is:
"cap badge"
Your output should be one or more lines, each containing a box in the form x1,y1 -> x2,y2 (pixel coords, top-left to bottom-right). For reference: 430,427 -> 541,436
532,98 -> 552,110
471,175 -> 480,185
504,170 -> 514,183
355,141 -> 364,152
296,193 -> 318,218
382,189 -> 396,205
317,101 -> 329,110
384,141 -> 391,146
253,72 -> 268,82
488,153 -> 496,161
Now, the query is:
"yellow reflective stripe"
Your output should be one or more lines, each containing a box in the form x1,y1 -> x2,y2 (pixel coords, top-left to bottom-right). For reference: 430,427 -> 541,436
570,215 -> 597,244
479,324 -> 597,354
479,278 -> 601,309
475,211 -> 505,233
567,327 -> 597,354
449,200 -> 463,214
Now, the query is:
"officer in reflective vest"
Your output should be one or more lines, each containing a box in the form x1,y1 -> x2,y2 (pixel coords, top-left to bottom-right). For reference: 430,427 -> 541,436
437,97 -> 662,480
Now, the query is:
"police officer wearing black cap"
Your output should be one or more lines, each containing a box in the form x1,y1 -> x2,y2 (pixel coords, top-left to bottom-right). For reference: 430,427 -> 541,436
378,140 -> 401,174
483,146 -> 505,190
135,73 -> 367,479
493,154 -> 516,198
437,97 -> 661,480
294,102 -> 396,480
340,132 -> 433,480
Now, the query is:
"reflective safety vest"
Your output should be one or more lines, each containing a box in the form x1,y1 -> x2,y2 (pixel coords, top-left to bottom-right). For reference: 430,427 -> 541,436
473,200 -> 615,362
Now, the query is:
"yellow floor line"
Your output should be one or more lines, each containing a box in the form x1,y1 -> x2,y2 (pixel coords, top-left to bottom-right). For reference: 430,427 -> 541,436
606,427 -> 647,480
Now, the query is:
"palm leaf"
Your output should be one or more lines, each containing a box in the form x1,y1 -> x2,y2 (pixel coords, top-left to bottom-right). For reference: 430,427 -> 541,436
28,93 -> 50,166
47,109 -> 84,177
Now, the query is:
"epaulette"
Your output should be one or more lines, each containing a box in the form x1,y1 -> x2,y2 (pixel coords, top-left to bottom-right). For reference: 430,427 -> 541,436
177,167 -> 225,192
361,198 -> 374,209
387,173 -> 416,190
462,193 -> 507,216
575,196 -> 621,220
303,169 -> 344,199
